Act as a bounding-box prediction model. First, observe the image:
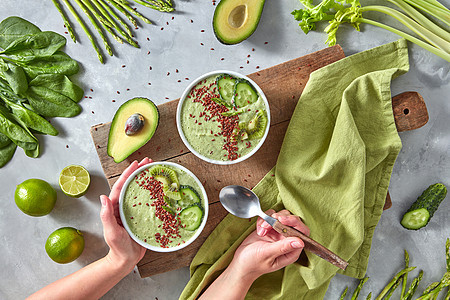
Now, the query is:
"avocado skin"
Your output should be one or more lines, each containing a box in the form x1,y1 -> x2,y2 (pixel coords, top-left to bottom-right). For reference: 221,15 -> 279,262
107,97 -> 159,163
213,0 -> 266,45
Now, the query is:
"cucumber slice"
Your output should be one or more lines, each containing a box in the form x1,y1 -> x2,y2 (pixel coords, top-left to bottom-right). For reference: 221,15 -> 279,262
179,185 -> 201,207
234,79 -> 258,108
401,208 -> 430,230
217,74 -> 236,104
400,183 -> 447,230
179,205 -> 203,231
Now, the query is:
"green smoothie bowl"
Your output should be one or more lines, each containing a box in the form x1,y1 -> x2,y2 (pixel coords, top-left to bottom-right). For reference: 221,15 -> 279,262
119,162 -> 208,252
177,70 -> 270,165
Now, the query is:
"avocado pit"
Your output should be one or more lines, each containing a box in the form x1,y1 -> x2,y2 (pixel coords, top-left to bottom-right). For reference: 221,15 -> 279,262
125,113 -> 145,136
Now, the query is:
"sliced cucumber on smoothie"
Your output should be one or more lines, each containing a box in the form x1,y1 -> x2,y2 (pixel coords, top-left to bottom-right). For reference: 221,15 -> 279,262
179,205 -> 203,231
234,79 -> 258,108
179,185 -> 201,207
217,74 -> 236,105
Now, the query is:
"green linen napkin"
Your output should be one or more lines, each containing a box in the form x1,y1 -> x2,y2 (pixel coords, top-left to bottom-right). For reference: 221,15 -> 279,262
180,39 -> 409,300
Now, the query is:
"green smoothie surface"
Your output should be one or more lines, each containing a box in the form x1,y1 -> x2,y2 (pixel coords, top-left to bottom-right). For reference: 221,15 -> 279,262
180,74 -> 268,161
123,164 -> 204,249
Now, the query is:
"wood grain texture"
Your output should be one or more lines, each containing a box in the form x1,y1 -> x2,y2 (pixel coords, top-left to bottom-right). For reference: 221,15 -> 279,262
89,45 -> 428,277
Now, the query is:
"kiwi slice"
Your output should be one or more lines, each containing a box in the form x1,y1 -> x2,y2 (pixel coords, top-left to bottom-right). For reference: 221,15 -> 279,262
164,182 -> 182,200
246,110 -> 268,140
148,166 -> 181,199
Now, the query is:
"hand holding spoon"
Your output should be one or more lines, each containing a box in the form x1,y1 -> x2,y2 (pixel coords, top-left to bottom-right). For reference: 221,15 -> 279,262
219,185 -> 348,270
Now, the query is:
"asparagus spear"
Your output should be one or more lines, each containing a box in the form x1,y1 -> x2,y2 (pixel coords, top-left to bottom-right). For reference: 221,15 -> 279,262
51,0 -> 77,43
73,0 -> 114,56
385,275 -> 402,300
78,0 -> 124,45
446,238 -> 450,272
366,292 -> 372,300
96,0 -> 133,37
110,0 -> 152,24
376,267 -> 416,300
61,0 -> 105,63
351,277 -> 369,300
90,0 -> 138,47
339,287 -> 348,300
104,0 -> 138,28
401,250 -> 410,299
132,0 -> 174,12
403,270 -> 424,300
417,272 -> 450,299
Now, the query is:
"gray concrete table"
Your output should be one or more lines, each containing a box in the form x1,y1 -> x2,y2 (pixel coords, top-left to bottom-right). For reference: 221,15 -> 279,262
0,0 -> 449,299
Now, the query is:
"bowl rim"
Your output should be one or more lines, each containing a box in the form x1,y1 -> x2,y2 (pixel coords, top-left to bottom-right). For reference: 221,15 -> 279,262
176,70 -> 271,165
118,161 -> 209,252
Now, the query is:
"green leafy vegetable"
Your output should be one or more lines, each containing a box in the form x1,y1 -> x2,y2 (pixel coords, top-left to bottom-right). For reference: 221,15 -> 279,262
0,140 -> 16,167
292,0 -> 450,61
0,16 -> 41,49
0,31 -> 66,59
0,16 -> 82,167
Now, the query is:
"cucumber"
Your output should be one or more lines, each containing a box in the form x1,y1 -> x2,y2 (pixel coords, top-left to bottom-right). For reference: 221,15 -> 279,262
234,79 -> 258,108
216,74 -> 236,105
179,205 -> 203,231
401,183 -> 447,230
179,185 -> 201,207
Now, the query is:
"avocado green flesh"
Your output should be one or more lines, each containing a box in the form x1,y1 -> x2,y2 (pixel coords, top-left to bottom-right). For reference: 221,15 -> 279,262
123,165 -> 203,248
213,0 -> 265,45
107,98 -> 159,163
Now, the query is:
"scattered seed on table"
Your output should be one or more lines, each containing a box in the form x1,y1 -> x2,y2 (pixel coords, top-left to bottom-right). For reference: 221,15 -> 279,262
264,41 -> 268,44
252,48 -> 255,51
112,100 -> 116,102
167,72 -> 170,76
190,20 -> 193,23
210,48 -> 214,50
149,66 -> 152,70
147,51 -> 150,55
148,82 -> 151,85
127,88 -> 130,91
221,58 -> 224,61
161,27 -> 164,30
66,145 -> 69,148
117,91 -> 120,94
201,30 -> 205,32
240,66 -> 243,69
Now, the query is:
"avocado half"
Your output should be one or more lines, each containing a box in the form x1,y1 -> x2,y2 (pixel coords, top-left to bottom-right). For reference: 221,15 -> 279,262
213,0 -> 265,45
107,97 -> 159,163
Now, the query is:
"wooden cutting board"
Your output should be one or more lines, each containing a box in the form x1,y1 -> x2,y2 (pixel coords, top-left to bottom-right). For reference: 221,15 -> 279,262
90,45 -> 428,278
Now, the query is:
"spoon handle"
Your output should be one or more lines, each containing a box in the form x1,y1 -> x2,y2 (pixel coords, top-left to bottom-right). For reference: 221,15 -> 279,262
272,220 -> 349,270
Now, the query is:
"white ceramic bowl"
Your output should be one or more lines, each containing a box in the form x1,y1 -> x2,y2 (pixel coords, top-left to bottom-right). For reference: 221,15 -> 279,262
176,70 -> 270,165
119,161 -> 208,252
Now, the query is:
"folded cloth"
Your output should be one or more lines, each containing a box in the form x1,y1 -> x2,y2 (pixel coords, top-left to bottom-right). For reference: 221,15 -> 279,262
180,39 -> 409,300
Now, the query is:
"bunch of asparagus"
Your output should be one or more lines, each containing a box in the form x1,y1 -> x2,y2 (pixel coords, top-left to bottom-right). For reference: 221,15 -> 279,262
340,238 -> 450,300
51,0 -> 174,63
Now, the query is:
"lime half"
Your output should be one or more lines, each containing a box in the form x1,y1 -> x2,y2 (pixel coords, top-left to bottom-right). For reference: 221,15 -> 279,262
59,165 -> 90,198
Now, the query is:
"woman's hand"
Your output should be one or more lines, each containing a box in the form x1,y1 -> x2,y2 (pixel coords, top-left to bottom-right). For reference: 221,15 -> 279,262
200,209 -> 309,300
230,209 -> 310,281
100,157 -> 152,271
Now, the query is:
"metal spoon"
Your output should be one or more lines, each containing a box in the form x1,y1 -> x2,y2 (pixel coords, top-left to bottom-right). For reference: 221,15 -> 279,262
219,185 -> 349,270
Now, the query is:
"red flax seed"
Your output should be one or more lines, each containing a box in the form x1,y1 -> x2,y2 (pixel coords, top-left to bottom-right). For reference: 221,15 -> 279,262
134,175 -> 181,248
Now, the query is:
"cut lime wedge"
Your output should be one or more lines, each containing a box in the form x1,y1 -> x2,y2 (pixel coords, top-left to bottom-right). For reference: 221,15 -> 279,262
59,165 -> 90,198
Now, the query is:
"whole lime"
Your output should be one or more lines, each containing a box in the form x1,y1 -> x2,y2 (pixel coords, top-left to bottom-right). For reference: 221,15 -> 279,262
15,179 -> 57,216
45,227 -> 85,264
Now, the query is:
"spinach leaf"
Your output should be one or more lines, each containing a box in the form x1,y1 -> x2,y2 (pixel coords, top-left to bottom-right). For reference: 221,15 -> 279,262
0,58 -> 28,94
0,140 -> 16,167
0,31 -> 66,59
26,85 -> 81,118
1,96 -> 58,136
0,16 -> 41,49
29,74 -> 83,103
0,105 -> 38,152
0,131 -> 10,147
0,77 -> 27,104
18,51 -> 79,79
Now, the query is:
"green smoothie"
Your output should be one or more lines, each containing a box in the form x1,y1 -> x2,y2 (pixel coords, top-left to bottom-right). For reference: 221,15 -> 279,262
123,164 -> 204,249
180,74 -> 268,162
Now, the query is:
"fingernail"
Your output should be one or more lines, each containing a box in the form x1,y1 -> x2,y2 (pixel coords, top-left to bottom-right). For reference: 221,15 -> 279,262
100,196 -> 107,207
256,226 -> 262,236
291,241 -> 303,249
